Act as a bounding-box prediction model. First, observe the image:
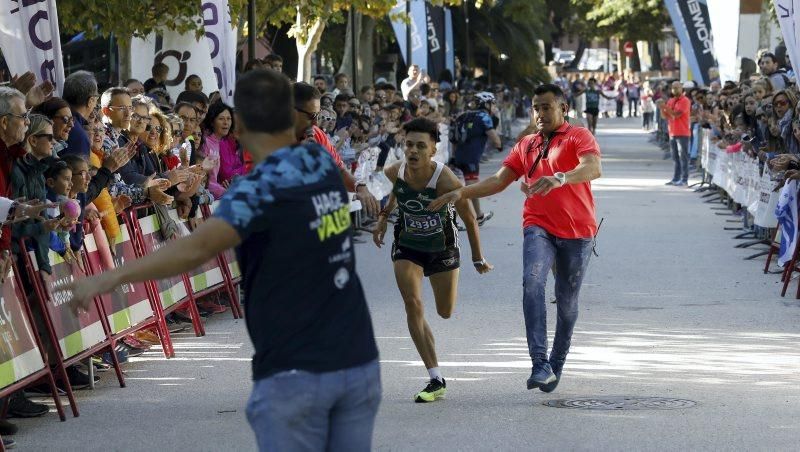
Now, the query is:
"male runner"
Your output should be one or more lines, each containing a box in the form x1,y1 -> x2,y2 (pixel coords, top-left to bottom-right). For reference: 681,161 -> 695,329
575,77 -> 614,135
373,117 -> 493,403
451,92 -> 502,225
60,70 -> 381,450
429,84 -> 602,393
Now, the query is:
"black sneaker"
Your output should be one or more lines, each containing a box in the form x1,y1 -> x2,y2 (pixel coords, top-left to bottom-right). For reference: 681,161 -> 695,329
0,419 -> 18,435
7,391 -> 48,418
3,437 -> 16,449
67,365 -> 100,390
414,378 -> 446,403
165,315 -> 189,333
477,211 -> 494,227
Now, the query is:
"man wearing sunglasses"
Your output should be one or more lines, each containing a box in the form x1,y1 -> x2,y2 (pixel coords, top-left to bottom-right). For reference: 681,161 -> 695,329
430,84 -> 602,394
293,82 -> 379,217
0,87 -> 31,272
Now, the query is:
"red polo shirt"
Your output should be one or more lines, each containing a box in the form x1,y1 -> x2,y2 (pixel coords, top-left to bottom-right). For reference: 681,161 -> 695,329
503,122 -> 600,239
666,95 -> 691,137
312,126 -> 346,171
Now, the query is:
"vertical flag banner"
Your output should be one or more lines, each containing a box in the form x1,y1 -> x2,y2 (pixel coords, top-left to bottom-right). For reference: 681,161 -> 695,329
0,0 -> 65,93
131,31 -> 217,102
426,3 -> 446,80
390,0 -> 429,71
202,0 -> 237,104
445,8 -> 455,75
664,0 -> 718,85
707,0 -> 740,84
773,0 -> 800,77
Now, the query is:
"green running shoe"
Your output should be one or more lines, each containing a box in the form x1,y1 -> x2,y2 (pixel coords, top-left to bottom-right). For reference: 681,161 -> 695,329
414,378 -> 446,403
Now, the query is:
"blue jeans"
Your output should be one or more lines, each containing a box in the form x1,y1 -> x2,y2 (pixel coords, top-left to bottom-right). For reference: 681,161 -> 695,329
246,360 -> 381,452
522,226 -> 593,368
670,136 -> 690,182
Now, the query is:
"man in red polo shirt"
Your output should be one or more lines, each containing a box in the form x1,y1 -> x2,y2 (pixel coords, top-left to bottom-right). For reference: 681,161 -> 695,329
659,81 -> 692,186
429,83 -> 602,393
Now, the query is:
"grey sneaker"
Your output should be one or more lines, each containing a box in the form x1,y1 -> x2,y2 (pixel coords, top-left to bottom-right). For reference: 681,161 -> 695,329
526,362 -> 556,390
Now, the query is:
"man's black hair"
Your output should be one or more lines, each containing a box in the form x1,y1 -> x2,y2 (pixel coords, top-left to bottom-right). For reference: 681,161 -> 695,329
334,94 -> 351,104
174,102 -> 197,115
402,117 -> 439,143
234,69 -> 294,134
175,90 -> 209,106
263,54 -> 283,64
533,84 -> 567,103
759,52 -> 777,64
293,82 -> 321,106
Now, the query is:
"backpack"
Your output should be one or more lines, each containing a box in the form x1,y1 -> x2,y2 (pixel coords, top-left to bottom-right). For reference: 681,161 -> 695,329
450,111 -> 480,144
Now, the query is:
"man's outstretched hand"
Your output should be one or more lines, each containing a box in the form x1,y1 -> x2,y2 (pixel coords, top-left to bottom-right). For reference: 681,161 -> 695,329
428,189 -> 462,212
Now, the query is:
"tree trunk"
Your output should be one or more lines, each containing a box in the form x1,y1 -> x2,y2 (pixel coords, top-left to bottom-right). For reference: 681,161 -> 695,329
296,16 -> 327,82
758,0 -> 771,50
337,11 -> 359,81
357,15 -> 376,88
117,37 -> 132,82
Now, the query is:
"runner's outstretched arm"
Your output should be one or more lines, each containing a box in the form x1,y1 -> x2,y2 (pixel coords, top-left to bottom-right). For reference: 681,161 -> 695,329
373,192 -> 397,248
438,167 -> 492,273
427,166 -> 517,212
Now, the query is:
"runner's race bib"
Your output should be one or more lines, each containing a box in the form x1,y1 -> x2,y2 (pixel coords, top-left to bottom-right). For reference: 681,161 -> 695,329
404,213 -> 443,236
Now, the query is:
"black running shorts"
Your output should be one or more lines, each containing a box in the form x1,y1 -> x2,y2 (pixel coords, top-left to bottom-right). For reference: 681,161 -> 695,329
391,244 -> 460,277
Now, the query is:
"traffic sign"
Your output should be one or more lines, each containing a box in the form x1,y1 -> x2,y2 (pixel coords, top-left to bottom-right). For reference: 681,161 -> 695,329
623,41 -> 634,57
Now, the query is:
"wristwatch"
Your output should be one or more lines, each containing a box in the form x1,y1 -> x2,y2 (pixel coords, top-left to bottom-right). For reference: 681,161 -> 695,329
554,172 -> 567,186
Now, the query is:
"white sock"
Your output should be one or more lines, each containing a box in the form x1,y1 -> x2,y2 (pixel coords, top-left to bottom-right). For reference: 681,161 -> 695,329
428,367 -> 443,382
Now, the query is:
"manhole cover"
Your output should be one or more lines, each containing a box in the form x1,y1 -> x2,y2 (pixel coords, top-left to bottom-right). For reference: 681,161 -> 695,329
544,397 -> 696,410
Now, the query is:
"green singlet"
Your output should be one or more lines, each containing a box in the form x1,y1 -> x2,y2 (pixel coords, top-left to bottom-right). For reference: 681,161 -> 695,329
393,161 -> 458,253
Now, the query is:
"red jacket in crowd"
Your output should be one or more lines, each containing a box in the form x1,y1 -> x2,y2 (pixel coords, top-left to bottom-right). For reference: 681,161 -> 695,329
0,138 -> 28,251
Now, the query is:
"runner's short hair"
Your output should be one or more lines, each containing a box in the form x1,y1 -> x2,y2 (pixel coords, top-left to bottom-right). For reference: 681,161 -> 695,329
234,69 -> 293,134
402,117 -> 439,143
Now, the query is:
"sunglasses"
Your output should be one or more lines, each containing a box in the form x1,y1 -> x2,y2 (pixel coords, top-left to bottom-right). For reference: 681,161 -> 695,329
146,124 -> 164,134
295,107 -> 320,122
56,115 -> 74,125
172,129 -> 183,137
132,114 -> 150,123
34,133 -> 54,142
774,99 -> 789,107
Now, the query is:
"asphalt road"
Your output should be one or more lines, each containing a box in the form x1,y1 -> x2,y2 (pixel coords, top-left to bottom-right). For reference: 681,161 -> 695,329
14,116 -> 800,451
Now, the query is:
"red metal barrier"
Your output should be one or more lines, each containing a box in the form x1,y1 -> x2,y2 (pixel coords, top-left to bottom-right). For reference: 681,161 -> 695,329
0,263 -> 66,449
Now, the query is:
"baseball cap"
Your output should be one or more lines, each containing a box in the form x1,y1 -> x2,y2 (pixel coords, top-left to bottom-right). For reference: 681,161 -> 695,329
375,77 -> 388,85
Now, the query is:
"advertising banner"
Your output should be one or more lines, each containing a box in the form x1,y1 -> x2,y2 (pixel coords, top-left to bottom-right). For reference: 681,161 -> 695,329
0,268 -> 45,390
130,32 -> 217,103
83,226 -> 152,335
0,0 -> 65,93
136,215 -> 188,309
33,251 -> 105,359
664,0 -> 717,85
167,210 -> 225,293
202,0 -> 237,104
